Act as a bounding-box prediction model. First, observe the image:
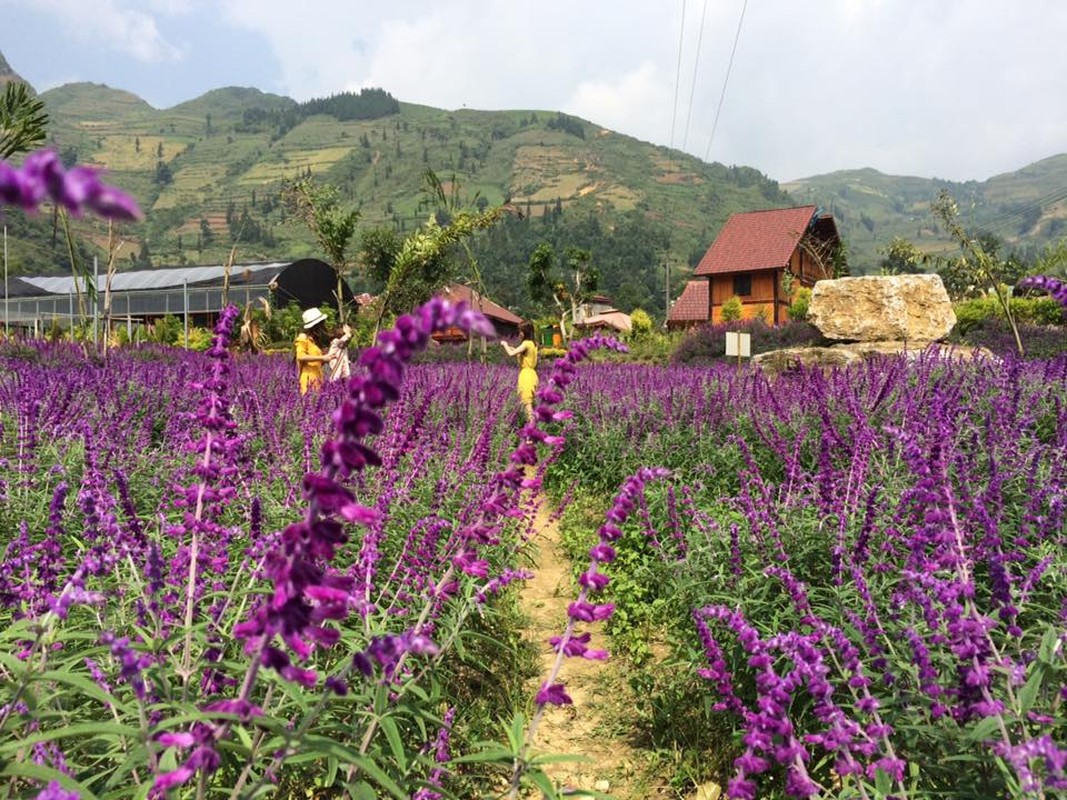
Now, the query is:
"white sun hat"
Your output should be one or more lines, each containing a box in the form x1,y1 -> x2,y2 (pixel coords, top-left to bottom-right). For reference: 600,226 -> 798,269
302,308 -> 328,329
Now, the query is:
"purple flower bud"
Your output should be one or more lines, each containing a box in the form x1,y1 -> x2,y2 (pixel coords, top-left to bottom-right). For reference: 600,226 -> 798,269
535,682 -> 573,706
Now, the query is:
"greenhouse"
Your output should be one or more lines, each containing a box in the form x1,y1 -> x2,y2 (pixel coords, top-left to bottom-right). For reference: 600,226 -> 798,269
0,259 -> 346,336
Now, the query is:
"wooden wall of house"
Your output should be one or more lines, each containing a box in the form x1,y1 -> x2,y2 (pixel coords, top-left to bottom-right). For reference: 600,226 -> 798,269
710,269 -> 792,325
711,271 -> 778,304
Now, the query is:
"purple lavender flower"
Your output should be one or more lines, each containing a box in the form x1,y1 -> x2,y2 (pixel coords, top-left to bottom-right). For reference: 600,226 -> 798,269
535,682 -> 573,706
1,149 -> 141,220
1017,274 -> 1067,311
33,782 -> 79,800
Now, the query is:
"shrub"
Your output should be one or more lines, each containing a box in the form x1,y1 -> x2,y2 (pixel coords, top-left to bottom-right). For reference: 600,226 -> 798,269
629,308 -> 654,341
721,295 -> 743,322
788,286 -> 812,321
671,321 -> 825,364
954,294 -> 1066,334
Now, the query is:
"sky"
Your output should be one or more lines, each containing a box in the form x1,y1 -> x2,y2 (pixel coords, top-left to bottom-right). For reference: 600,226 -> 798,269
2,0 -> 1066,183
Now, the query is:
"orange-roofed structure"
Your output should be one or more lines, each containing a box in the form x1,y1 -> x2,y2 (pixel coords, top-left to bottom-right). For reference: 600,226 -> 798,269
675,205 -> 842,326
434,283 -> 523,341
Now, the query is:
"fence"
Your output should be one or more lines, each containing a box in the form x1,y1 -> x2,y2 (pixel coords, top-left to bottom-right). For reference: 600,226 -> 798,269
1,282 -> 274,340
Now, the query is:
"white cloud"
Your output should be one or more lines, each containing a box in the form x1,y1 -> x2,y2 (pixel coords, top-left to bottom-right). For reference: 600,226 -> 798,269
565,62 -> 672,146
21,0 -> 184,62
14,0 -> 1067,181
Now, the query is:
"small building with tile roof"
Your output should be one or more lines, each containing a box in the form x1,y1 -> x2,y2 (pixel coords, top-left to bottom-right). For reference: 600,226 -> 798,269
670,205 -> 842,327
433,283 -> 523,341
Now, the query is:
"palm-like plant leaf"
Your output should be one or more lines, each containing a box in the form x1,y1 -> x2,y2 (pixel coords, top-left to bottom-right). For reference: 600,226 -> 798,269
0,82 -> 48,160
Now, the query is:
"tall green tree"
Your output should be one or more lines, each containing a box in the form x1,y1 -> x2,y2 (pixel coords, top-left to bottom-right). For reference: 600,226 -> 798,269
285,177 -> 361,321
0,82 -> 47,159
527,242 -> 598,343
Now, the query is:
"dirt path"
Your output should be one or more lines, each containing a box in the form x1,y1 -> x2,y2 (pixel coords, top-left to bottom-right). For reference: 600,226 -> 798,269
518,497 -> 667,799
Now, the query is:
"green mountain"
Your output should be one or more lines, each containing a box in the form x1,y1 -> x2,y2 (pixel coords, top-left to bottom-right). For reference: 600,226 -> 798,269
782,158 -> 1067,269
4,53 -> 1065,318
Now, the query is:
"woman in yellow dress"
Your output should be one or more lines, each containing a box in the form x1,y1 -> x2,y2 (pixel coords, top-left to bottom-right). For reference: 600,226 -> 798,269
500,321 -> 538,423
295,308 -> 333,394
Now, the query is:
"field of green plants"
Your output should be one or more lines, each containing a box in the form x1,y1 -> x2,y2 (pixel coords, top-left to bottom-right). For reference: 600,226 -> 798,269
1,291 -> 1065,799
3,107 -> 1065,800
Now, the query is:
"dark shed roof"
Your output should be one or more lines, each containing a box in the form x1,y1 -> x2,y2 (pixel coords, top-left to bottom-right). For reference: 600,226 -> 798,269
270,258 -> 356,310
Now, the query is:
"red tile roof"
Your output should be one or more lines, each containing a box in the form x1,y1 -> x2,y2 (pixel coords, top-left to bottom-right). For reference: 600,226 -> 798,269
439,283 -> 523,325
693,206 -> 818,277
668,280 -> 709,323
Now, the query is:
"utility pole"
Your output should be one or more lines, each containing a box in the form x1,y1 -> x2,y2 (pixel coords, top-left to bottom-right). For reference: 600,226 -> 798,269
3,225 -> 8,338
664,255 -> 671,323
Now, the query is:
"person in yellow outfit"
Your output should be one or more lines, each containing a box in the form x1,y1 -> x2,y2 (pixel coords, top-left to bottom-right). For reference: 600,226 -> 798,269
500,321 -> 538,423
295,308 -> 333,394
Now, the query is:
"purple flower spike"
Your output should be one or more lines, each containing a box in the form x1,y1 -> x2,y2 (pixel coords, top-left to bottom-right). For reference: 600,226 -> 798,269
1017,274 -> 1067,311
34,782 -> 79,800
235,299 -> 492,690
1,149 -> 142,220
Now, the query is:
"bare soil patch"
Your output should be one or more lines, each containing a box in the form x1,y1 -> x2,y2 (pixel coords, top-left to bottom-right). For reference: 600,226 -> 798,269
518,499 -> 673,799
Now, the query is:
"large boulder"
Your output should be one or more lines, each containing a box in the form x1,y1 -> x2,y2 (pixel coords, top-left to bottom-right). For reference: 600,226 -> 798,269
809,274 -> 956,342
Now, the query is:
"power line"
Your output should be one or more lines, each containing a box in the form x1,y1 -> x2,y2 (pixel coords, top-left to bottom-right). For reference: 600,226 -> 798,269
667,0 -> 687,154
703,0 -> 748,164
680,0 -> 710,152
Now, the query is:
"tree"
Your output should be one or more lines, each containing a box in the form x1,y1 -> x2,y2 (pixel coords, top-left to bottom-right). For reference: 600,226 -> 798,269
199,218 -> 215,249
0,81 -> 47,159
527,242 -> 599,343
284,177 -> 361,321
879,237 -> 926,275
931,190 -> 1024,355
368,188 -> 518,337
154,160 -> 173,185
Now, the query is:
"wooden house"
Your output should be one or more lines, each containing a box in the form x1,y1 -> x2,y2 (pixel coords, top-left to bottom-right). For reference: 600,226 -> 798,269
671,206 -> 842,327
433,283 -> 523,342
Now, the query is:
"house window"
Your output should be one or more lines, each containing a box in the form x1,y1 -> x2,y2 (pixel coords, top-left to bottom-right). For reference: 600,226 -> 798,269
733,274 -> 752,297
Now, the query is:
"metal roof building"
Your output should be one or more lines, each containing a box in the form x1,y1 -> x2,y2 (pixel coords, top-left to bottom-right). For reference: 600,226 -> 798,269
0,260 -> 338,333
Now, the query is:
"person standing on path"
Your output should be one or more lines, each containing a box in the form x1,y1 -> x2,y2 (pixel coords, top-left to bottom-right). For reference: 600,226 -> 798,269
295,307 -> 333,394
501,321 -> 538,424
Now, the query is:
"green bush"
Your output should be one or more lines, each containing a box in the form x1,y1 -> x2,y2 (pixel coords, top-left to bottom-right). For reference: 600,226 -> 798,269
629,308 -> 654,341
954,294 -> 1066,334
173,326 -> 213,351
788,286 -> 812,321
721,295 -> 743,322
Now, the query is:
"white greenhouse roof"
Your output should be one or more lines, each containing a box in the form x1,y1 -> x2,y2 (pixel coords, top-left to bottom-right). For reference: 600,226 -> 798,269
19,262 -> 287,295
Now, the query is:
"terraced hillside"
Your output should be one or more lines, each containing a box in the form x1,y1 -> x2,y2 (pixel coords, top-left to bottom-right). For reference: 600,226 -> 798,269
5,59 -> 1065,315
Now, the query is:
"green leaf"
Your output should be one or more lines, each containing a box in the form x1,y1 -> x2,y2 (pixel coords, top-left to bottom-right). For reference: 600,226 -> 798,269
874,765 -> 893,795
347,755 -> 408,799
1038,626 -> 1059,663
345,780 -> 379,800
525,769 -> 560,799
0,761 -> 100,799
966,715 -> 1002,743
104,744 -> 152,790
1017,663 -> 1046,715
39,669 -> 122,710
0,721 -> 140,756
378,715 -> 407,772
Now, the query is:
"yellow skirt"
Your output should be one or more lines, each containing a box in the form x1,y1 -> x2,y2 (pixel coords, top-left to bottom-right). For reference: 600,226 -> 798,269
517,367 -> 539,405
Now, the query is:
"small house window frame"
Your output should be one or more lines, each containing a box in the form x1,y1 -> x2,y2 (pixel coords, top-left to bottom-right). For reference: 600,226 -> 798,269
733,274 -> 753,297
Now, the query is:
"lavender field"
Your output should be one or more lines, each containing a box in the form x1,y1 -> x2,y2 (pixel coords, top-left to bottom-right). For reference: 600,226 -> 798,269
0,305 -> 1065,799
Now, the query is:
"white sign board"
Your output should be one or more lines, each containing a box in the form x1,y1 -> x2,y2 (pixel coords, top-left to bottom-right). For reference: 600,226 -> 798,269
725,331 -> 751,358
